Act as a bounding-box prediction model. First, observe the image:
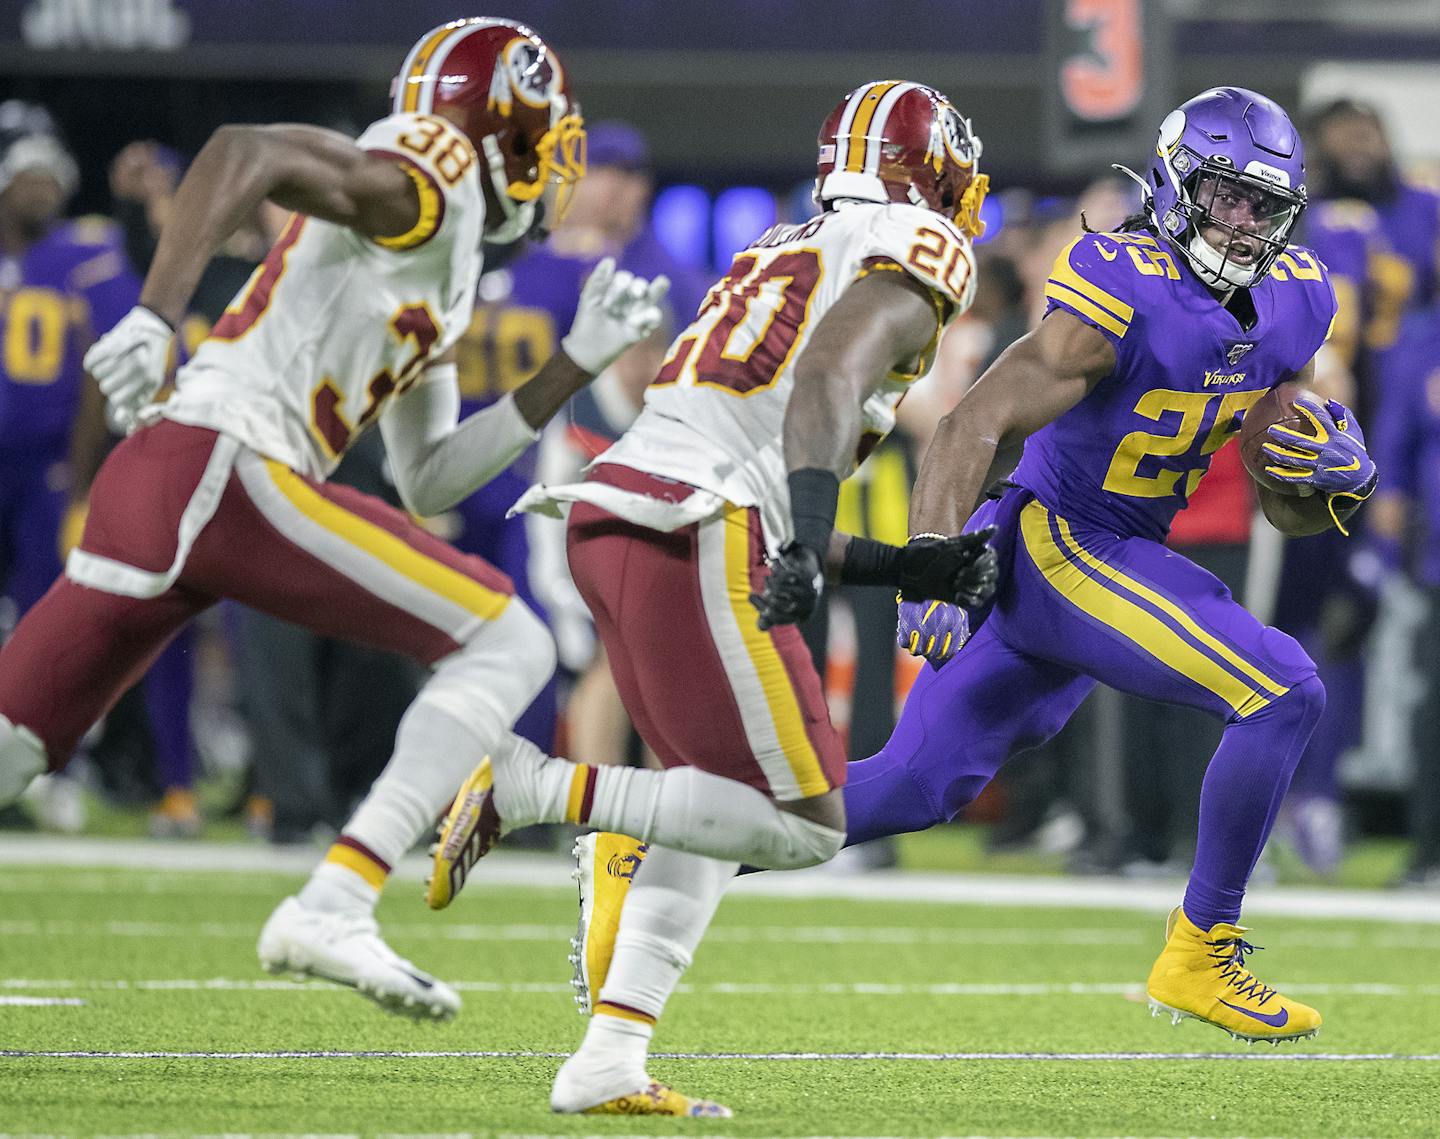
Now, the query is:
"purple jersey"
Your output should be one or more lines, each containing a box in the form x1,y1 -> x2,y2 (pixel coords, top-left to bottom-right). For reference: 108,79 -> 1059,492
1305,200 -> 1412,361
1371,307 -> 1440,586
1011,230 -> 1337,543
0,217 -> 140,453
1376,181 -> 1440,305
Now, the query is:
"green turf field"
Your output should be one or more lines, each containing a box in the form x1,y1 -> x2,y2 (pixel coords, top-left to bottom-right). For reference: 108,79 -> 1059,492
1,845 -> 1437,1138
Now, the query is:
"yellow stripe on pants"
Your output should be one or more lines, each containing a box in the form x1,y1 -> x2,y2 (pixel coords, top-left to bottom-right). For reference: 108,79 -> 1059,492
1018,501 -> 1273,719
264,461 -> 511,623
720,506 -> 830,797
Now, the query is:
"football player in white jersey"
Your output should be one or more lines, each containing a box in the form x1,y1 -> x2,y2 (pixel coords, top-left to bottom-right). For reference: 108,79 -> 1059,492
0,17 -> 668,1020
429,81 -> 999,1115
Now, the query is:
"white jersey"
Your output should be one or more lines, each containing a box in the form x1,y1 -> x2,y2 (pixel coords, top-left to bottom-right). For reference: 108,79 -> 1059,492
159,112 -> 485,479
588,200 -> 975,541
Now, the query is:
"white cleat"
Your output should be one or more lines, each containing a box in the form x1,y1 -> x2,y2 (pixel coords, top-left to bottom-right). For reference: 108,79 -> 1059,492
257,896 -> 460,1021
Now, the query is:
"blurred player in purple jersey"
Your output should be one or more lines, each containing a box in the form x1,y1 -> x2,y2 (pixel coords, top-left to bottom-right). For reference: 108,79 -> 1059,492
0,105 -> 139,618
1369,307 -> 1440,888
1268,191 -> 1414,875
1308,99 -> 1440,307
0,104 -> 141,831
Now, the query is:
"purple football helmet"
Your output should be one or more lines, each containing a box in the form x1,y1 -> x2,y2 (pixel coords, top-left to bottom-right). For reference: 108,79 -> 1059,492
1138,87 -> 1307,291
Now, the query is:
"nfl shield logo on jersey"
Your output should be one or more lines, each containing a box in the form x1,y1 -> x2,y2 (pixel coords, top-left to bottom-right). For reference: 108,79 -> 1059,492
1227,342 -> 1254,365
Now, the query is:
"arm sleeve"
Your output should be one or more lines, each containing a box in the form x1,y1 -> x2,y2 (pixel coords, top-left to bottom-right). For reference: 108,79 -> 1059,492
378,362 -> 539,517
354,113 -> 480,252
1042,233 -> 1139,353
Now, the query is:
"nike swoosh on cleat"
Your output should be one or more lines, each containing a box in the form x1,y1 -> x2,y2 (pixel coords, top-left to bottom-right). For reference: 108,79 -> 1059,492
1218,999 -> 1289,1027
402,971 -> 434,990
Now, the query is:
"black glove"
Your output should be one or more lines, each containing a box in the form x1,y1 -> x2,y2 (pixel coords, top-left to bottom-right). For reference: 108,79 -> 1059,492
750,541 -> 824,631
899,527 -> 999,608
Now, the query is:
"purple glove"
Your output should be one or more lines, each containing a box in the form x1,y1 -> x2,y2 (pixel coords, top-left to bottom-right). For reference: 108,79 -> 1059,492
897,598 -> 971,670
1262,396 -> 1377,498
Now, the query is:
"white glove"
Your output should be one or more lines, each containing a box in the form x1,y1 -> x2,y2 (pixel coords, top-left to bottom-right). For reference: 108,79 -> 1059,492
560,256 -> 670,374
83,306 -> 174,433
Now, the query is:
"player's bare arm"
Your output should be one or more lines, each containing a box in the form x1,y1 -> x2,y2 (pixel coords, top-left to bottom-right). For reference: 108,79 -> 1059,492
784,268 -> 941,475
140,124 -> 421,327
754,269 -> 995,630
909,308 -> 1113,537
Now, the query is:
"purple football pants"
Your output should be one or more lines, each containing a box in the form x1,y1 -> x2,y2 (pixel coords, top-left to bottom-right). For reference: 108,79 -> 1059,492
845,488 -> 1324,930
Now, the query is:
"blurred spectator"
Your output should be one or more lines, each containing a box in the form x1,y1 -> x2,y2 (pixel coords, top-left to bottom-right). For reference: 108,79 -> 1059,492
1369,304 -> 1440,888
1307,100 -> 1440,307
0,102 -> 140,832
1265,108 -> 1421,874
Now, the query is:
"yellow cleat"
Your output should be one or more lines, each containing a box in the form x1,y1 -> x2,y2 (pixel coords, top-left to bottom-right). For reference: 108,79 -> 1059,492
577,1080 -> 731,1118
1146,906 -> 1321,1043
568,831 -> 647,1013
425,759 -> 499,910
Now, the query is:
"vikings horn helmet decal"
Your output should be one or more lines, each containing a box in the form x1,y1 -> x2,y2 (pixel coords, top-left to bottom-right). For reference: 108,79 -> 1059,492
815,81 -> 988,238
391,17 -> 586,242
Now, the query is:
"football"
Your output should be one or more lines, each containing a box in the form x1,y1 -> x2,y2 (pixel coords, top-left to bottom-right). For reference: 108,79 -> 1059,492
1238,379 -> 1315,496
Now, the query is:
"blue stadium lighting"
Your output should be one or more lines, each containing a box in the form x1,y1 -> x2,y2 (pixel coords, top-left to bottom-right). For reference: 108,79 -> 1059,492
713,187 -> 777,267
975,192 -> 1003,244
650,185 -> 711,269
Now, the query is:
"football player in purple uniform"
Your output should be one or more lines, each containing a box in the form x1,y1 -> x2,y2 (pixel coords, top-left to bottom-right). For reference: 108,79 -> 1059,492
866,88 -> 1378,1042
0,106 -> 140,619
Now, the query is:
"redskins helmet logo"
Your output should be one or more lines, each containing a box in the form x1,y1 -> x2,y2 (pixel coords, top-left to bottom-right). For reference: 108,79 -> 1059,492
935,104 -> 978,170
488,36 -> 559,115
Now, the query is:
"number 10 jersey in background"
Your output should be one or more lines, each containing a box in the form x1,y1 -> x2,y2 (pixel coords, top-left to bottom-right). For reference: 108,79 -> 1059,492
1012,230 -> 1338,543
594,199 -> 977,547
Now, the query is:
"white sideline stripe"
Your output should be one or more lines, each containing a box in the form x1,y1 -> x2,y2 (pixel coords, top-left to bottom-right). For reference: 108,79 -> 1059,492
1,836 -> 1438,925
6,978 -> 1440,998
0,996 -> 84,1006
1,1048 -> 1436,1062
0,918 -> 1148,947
3,917 -> 1440,950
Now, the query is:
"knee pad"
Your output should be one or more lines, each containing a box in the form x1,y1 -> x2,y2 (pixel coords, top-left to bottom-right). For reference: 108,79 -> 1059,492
0,716 -> 47,807
767,810 -> 845,870
415,598 -> 556,745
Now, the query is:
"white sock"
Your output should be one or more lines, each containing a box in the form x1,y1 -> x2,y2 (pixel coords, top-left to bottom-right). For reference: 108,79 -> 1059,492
551,846 -> 735,1112
494,744 -> 843,870
342,601 -> 554,867
297,860 -> 378,916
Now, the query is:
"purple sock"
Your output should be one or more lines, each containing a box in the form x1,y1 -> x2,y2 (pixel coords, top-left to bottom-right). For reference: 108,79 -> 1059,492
1183,675 -> 1325,931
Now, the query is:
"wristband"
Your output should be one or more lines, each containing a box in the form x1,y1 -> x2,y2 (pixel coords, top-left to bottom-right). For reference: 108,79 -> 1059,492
839,536 -> 903,586
787,468 -> 840,555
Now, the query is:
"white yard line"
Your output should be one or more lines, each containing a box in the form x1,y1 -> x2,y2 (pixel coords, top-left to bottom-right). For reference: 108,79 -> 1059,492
0,996 -> 84,1006
3,978 -> 1439,998
3,917 -> 1440,950
0,1048 -> 1435,1062
1,835 -> 1437,924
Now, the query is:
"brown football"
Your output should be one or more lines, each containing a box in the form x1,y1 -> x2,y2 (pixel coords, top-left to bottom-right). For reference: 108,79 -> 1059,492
1239,380 -> 1314,496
